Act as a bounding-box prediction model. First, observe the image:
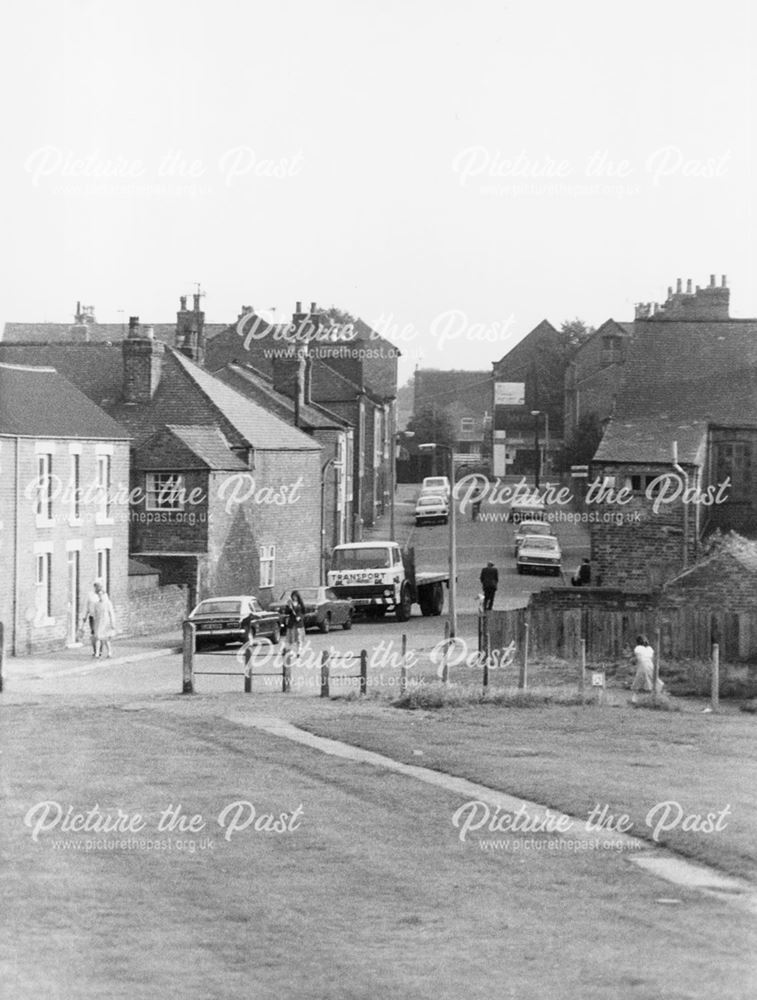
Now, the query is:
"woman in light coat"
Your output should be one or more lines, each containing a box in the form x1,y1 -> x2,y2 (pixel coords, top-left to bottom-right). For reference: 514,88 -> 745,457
92,579 -> 117,659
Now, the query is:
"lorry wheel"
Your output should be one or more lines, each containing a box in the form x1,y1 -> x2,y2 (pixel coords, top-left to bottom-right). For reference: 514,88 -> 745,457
343,613 -> 352,630
396,585 -> 412,622
419,594 -> 433,616
431,583 -> 444,616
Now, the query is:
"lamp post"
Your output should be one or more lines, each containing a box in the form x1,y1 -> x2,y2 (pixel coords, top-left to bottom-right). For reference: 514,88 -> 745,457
320,457 -> 343,584
531,410 -> 541,489
418,442 -> 457,638
390,431 -> 414,539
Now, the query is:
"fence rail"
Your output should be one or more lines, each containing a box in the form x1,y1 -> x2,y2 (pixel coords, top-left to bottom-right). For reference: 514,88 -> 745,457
486,606 -> 757,663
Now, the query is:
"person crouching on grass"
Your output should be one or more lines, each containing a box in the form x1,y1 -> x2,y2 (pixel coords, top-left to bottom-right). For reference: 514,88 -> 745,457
630,633 -> 664,704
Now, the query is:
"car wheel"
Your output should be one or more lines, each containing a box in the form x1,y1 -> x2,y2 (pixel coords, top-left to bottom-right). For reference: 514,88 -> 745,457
342,613 -> 352,630
517,565 -> 523,575
271,622 -> 281,644
319,614 -> 331,634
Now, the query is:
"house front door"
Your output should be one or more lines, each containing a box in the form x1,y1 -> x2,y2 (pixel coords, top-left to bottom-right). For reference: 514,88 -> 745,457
67,549 -> 80,644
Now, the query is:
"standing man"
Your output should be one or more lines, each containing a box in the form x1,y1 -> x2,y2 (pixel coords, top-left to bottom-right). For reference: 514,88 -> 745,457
480,561 -> 499,612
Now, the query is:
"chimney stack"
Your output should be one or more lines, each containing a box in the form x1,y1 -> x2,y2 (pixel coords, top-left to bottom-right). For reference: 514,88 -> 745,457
722,274 -> 727,287
122,315 -> 164,403
676,278 -> 682,294
180,295 -> 187,310
310,301 -> 317,313
710,274 -> 716,287
295,301 -> 302,313
686,279 -> 692,294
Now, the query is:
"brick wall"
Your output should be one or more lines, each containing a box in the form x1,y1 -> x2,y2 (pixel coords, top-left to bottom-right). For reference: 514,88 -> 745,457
129,467 -> 210,554
123,569 -> 188,636
589,463 -> 697,590
204,450 -> 321,603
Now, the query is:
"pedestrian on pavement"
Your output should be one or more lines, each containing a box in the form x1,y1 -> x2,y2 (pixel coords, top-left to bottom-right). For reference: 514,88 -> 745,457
479,561 -> 499,612
81,583 -> 100,656
630,634 -> 663,703
283,591 -> 306,655
91,579 -> 117,659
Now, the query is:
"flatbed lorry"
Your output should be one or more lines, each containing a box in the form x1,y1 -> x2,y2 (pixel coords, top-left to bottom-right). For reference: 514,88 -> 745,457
327,541 -> 448,621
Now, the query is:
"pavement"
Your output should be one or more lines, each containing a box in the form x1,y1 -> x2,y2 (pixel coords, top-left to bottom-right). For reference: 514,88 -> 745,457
2,629 -> 182,681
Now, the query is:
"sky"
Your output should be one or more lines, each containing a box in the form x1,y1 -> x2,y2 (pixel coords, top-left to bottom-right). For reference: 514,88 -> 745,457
1,0 -> 754,384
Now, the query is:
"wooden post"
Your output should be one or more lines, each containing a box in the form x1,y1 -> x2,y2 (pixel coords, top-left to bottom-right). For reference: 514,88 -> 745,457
400,633 -> 408,695
0,621 -> 4,693
711,643 -> 720,712
360,649 -> 368,696
578,637 -> 586,703
442,620 -> 450,684
320,650 -> 330,698
653,627 -> 661,701
482,611 -> 489,691
182,621 -> 195,695
519,622 -> 529,690
282,654 -> 291,694
244,644 -> 253,693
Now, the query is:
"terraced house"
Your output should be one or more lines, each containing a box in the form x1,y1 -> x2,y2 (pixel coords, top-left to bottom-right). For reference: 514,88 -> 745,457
0,361 -> 130,655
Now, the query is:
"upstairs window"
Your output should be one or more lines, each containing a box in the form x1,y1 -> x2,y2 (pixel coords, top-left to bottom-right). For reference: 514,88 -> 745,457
146,473 -> 185,511
715,442 -> 751,500
460,417 -> 475,433
601,335 -> 623,365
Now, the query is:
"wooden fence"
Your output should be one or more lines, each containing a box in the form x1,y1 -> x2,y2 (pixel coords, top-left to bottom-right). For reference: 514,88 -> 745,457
487,606 -> 757,663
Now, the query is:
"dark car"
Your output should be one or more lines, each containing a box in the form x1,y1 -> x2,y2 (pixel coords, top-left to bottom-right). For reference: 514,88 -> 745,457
270,587 -> 353,634
187,595 -> 281,651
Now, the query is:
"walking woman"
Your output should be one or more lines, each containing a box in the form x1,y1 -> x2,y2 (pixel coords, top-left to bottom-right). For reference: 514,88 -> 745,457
92,579 -> 117,659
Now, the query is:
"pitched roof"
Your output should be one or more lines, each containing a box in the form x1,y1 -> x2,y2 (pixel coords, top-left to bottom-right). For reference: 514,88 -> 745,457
0,361 -> 130,439
170,350 -> 321,452
166,425 -> 249,469
593,416 -> 708,465
414,369 -> 492,415
615,319 -> 757,422
214,363 -> 351,430
492,319 -> 561,373
2,321 -> 226,345
0,343 -> 125,407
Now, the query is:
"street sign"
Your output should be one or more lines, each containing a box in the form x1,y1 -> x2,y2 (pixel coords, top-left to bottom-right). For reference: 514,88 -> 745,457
591,671 -> 606,687
494,382 -> 525,406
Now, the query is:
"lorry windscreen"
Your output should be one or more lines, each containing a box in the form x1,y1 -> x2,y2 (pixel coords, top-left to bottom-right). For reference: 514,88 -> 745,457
332,547 -> 391,570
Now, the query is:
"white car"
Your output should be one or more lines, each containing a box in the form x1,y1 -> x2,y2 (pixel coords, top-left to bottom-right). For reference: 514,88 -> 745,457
421,475 -> 451,498
511,497 -> 547,523
516,535 -> 562,576
415,494 -> 449,525
513,519 -> 554,556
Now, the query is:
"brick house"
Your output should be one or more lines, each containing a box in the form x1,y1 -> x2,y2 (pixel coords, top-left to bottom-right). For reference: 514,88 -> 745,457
413,369 -> 492,468
205,303 -> 399,534
212,361 -> 354,557
589,275 -> 757,590
563,318 -> 634,442
0,310 -> 323,608
491,320 -> 565,476
0,361 -> 130,655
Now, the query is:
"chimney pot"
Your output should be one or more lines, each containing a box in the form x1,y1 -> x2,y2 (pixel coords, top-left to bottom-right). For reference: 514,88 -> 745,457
180,295 -> 187,310
295,301 -> 302,313
144,325 -> 155,340
676,278 -> 682,293
722,274 -> 727,287
310,301 -> 317,313
686,279 -> 692,294
128,316 -> 140,337
667,286 -> 673,298
710,274 -> 716,287
193,293 -> 201,311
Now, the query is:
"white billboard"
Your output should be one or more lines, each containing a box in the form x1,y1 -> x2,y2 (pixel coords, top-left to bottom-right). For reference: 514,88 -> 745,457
494,381 -> 525,406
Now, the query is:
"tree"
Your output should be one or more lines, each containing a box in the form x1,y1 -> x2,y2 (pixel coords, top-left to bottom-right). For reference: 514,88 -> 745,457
560,318 -> 595,354
407,404 -> 456,451
563,412 -> 604,467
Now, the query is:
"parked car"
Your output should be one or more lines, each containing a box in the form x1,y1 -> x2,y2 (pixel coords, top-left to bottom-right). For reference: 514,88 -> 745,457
420,475 -> 451,498
187,595 -> 281,651
513,518 -> 554,556
516,535 -> 562,576
511,497 -> 547,523
415,494 -> 449,525
270,587 -> 353,633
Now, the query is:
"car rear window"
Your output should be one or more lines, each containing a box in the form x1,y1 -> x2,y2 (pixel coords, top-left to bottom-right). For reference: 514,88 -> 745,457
194,600 -> 241,615
522,537 -> 558,550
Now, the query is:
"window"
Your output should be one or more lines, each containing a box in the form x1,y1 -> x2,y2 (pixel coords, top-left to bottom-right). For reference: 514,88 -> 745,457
36,452 -> 53,522
95,541 -> 112,595
35,551 -> 52,621
71,452 -> 81,522
625,473 -> 664,496
96,454 -> 112,522
259,545 -> 275,588
460,417 -> 475,433
601,335 -> 623,365
146,472 -> 185,511
715,442 -> 751,500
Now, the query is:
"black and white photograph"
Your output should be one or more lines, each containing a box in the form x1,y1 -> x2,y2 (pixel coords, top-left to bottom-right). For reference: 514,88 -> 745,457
1,1 -> 756,997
